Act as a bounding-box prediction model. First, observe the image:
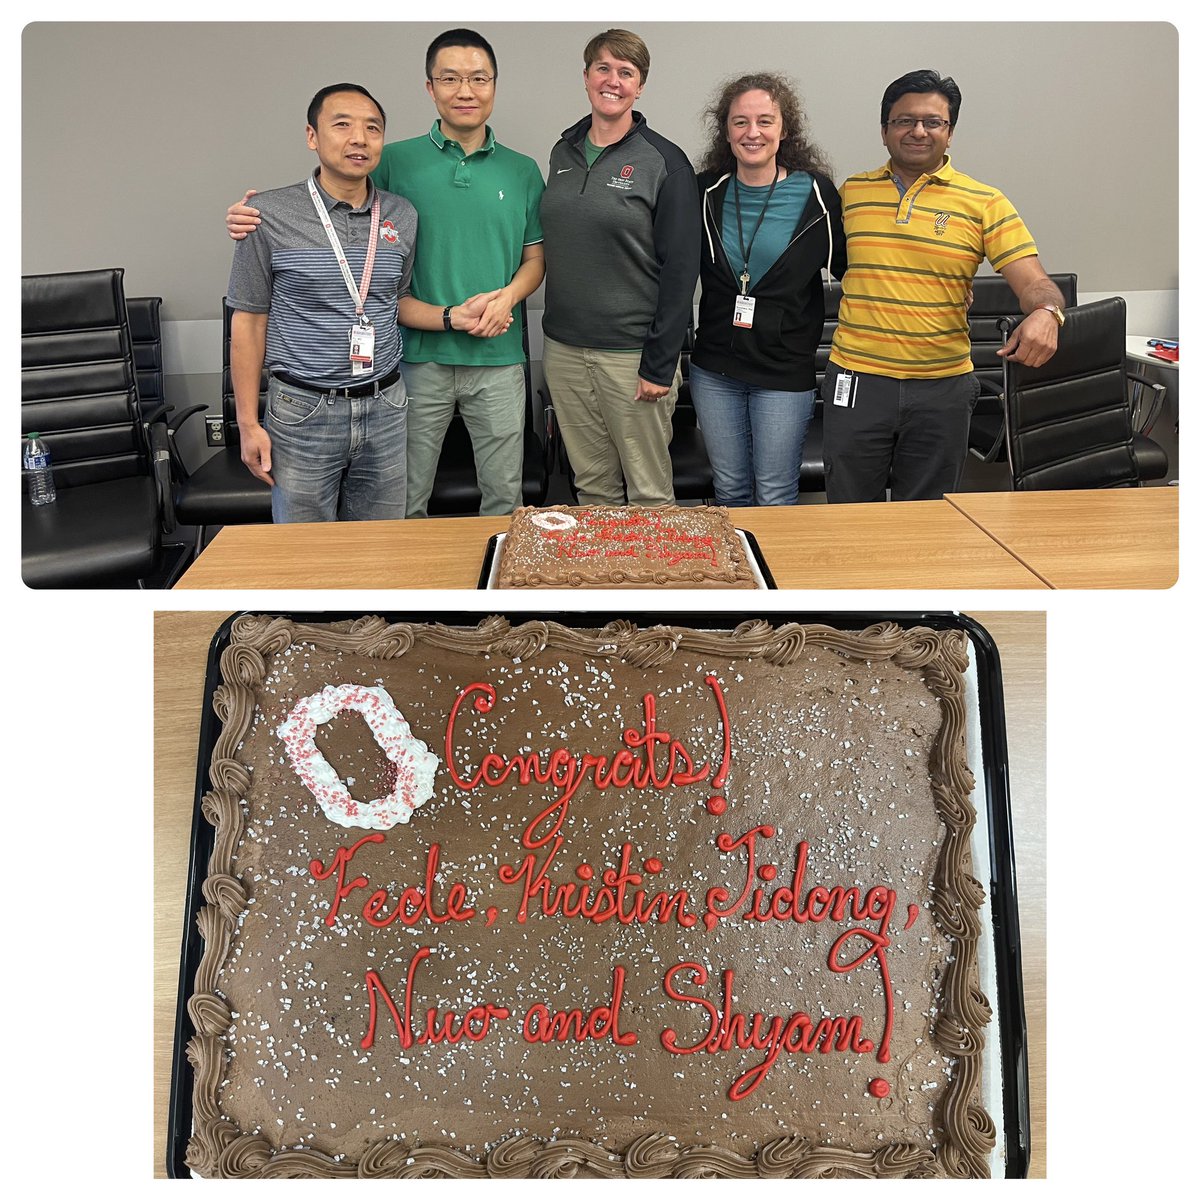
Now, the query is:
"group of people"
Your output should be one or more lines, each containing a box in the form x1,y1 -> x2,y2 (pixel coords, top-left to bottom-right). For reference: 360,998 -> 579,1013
226,26 -> 1065,525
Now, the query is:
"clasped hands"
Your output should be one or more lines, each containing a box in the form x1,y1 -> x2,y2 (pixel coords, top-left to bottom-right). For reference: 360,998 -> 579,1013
454,290 -> 514,339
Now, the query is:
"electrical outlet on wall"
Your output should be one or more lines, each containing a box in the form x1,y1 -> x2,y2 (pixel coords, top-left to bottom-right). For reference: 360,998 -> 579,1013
205,416 -> 225,447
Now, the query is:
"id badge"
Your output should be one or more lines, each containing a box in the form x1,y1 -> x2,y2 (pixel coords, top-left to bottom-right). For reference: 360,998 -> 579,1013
733,295 -> 756,329
832,371 -> 855,408
349,323 -> 375,376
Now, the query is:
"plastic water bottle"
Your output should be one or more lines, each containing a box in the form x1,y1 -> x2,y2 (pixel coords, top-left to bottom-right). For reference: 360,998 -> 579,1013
24,432 -> 56,506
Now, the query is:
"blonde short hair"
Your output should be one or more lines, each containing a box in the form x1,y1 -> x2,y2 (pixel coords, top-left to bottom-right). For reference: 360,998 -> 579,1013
583,28 -> 650,85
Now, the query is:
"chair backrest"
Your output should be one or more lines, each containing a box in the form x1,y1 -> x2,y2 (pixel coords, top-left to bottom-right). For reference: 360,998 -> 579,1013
967,273 -> 1078,389
22,267 -> 147,489
1004,296 -> 1140,490
221,298 -> 269,443
127,295 -> 166,418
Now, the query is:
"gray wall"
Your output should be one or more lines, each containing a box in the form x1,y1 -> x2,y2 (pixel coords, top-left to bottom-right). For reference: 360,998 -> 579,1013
23,20 -> 1178,324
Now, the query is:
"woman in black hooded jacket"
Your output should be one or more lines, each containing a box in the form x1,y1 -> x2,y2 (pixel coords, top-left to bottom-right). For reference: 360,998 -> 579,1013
692,73 -> 846,506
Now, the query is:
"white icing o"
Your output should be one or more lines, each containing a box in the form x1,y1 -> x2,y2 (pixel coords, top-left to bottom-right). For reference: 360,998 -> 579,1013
531,511 -> 577,532
275,684 -> 438,830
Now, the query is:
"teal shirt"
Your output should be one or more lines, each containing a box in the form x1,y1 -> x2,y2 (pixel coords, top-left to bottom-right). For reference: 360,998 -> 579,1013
373,123 -> 545,366
721,172 -> 814,291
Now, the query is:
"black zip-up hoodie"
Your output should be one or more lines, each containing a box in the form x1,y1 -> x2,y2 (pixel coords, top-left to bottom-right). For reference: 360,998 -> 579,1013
693,169 -> 846,391
541,112 -> 701,388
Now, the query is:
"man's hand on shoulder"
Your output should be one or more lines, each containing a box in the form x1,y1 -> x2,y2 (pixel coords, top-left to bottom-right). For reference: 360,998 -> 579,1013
997,309 -> 1059,368
227,190 -> 261,241
239,422 -> 274,485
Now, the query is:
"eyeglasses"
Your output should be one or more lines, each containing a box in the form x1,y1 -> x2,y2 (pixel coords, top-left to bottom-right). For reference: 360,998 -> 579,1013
431,73 -> 495,90
887,117 -> 950,131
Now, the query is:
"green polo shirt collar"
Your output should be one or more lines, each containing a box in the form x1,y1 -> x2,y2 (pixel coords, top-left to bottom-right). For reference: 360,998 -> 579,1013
428,120 -> 497,158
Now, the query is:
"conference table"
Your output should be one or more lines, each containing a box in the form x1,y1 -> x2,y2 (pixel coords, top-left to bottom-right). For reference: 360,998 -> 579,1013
174,489 -> 1178,591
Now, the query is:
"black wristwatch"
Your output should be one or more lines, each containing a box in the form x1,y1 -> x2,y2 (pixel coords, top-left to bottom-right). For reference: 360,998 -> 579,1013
442,306 -> 453,331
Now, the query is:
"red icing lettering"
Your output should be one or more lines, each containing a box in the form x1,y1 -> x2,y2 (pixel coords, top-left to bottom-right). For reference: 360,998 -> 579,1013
361,946 -> 510,1050
706,828 -> 902,1063
541,508 -> 721,568
521,967 -> 636,1046
499,839 -> 695,927
660,962 -> 873,1100
446,680 -> 730,849
359,843 -> 476,928
868,1078 -> 890,1098
309,832 -> 386,926
309,836 -> 475,929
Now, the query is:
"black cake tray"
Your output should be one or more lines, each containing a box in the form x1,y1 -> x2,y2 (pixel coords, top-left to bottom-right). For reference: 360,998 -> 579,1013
167,610 -> 1028,1179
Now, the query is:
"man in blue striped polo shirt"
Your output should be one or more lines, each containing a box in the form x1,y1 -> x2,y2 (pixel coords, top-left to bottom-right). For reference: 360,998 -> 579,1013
227,30 -> 545,519
228,83 -> 496,523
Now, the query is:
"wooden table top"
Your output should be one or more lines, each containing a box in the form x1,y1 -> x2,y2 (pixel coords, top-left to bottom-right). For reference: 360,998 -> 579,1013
946,487 -> 1179,588
174,500 -> 1049,590
153,610 -> 1046,1178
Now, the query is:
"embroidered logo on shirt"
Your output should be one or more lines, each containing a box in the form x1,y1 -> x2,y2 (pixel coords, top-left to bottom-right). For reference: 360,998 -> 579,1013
933,212 -> 950,236
499,190 -> 505,200
379,220 -> 400,244
606,164 -> 635,191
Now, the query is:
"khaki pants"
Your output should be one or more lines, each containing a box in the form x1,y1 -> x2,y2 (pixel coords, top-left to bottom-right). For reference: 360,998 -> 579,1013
542,336 -> 678,507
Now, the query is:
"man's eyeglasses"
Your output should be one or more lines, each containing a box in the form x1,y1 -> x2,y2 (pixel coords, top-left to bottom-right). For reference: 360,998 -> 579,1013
431,73 -> 495,90
887,117 -> 951,131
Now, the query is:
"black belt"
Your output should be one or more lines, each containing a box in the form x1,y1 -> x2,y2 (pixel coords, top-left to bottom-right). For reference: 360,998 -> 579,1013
271,367 -> 401,398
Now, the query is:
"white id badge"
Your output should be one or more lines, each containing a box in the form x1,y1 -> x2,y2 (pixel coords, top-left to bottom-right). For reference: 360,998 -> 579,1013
733,295 -> 756,329
832,371 -> 854,407
349,323 -> 375,375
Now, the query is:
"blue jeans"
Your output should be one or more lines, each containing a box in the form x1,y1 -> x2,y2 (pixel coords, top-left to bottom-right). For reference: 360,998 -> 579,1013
689,364 -> 816,506
265,374 -> 409,522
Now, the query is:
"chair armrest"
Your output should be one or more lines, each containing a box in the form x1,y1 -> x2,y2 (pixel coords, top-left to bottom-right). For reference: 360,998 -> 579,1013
538,385 -> 568,476
1126,371 -> 1166,435
164,404 -> 212,480
147,419 -> 177,535
167,403 -> 208,434
969,376 -> 1008,463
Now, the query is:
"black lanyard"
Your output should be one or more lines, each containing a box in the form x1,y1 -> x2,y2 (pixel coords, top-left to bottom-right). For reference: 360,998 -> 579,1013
733,170 -> 779,296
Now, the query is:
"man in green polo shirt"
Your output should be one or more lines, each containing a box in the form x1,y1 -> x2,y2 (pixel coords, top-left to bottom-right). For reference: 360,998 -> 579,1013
227,28 -> 545,517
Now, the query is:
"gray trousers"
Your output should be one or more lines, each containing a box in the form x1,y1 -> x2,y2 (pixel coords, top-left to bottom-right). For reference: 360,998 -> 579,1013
820,369 -> 980,503
400,361 -> 526,517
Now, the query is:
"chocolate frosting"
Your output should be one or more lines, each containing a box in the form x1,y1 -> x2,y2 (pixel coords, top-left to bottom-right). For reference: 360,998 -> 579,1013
184,616 -> 993,1178
496,506 -> 758,588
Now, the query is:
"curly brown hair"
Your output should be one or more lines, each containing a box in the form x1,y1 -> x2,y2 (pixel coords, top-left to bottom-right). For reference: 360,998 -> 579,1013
697,72 -> 833,179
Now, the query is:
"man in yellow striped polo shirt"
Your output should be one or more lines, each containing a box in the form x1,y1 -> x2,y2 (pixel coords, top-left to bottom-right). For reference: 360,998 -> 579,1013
823,69 -> 1065,503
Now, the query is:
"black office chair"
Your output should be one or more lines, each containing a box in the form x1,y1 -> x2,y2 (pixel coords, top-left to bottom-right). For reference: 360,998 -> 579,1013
668,323 -> 716,503
427,305 -> 554,514
21,268 -> 176,588
999,296 -> 1168,490
127,296 -> 169,424
966,273 -> 1079,464
168,300 -> 272,555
